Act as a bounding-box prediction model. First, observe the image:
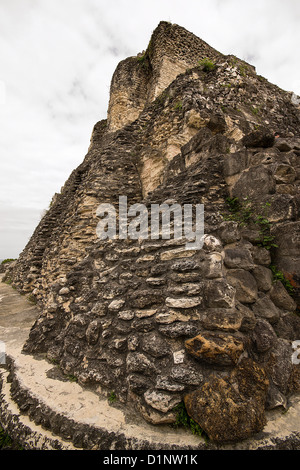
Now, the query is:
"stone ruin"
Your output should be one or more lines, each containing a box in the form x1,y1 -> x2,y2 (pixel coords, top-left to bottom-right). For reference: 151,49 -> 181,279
4,21 -> 300,443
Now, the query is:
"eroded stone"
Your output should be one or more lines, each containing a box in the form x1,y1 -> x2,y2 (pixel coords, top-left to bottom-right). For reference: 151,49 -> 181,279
185,331 -> 244,365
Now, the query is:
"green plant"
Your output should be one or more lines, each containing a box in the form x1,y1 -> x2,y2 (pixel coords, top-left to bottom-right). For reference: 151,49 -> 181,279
0,426 -> 23,450
223,197 -> 252,226
223,197 -> 296,299
1,258 -> 16,264
67,375 -> 78,382
0,426 -> 13,449
27,294 -> 37,304
136,53 -> 150,70
251,106 -> 260,116
173,402 -> 207,439
137,54 -> 146,65
198,57 -> 216,72
223,198 -> 278,250
174,100 -> 183,110
253,202 -> 278,250
238,64 -> 249,77
270,265 -> 295,295
108,391 -> 117,403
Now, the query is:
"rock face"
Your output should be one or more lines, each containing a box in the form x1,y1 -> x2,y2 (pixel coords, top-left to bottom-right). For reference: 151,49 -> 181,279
4,21 -> 300,443
184,359 -> 270,442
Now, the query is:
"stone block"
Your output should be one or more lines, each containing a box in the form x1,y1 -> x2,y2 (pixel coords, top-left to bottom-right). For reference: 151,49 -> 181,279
251,294 -> 280,324
226,269 -> 257,304
185,331 -> 244,366
205,279 -> 236,308
232,165 -> 276,200
144,389 -> 182,413
141,332 -> 170,358
224,247 -> 254,270
201,308 -> 243,332
251,265 -> 273,292
184,359 -> 269,442
269,281 -> 296,312
165,296 -> 203,309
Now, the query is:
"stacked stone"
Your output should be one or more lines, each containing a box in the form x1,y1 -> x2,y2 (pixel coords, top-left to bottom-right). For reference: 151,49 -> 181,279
5,22 -> 300,443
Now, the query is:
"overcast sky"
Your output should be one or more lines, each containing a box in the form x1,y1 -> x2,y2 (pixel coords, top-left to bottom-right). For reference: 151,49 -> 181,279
0,0 -> 299,259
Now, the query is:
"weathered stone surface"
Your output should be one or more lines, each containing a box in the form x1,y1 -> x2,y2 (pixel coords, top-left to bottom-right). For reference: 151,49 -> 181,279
266,339 -> 295,396
206,252 -> 224,279
251,319 -> 277,353
251,246 -> 272,267
218,221 -> 241,244
266,382 -> 288,410
201,308 -> 243,332
223,150 -> 249,177
251,265 -> 273,292
232,165 -> 276,200
205,279 -> 236,308
242,128 -> 275,148
85,320 -> 101,345
171,364 -> 204,386
273,313 -> 300,341
185,331 -> 244,366
269,281 -> 297,312
140,331 -> 170,358
108,299 -> 125,311
4,21 -> 300,444
155,375 -> 186,392
158,322 -> 199,338
184,359 -> 269,442
167,282 -> 204,296
155,308 -> 200,324
252,294 -> 280,324
126,352 -> 156,375
129,290 -> 163,308
274,164 -> 297,184
165,296 -> 203,309
224,247 -> 254,270
226,269 -> 258,304
136,401 -> 177,425
160,248 -> 197,261
236,302 -> 257,332
127,374 -> 151,395
144,389 -> 181,413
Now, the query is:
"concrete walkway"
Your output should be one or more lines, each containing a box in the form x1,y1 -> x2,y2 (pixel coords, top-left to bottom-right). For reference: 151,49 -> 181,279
0,274 -> 300,451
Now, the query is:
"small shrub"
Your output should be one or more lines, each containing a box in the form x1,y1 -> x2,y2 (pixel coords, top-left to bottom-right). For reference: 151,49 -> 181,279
172,402 -> 207,439
108,391 -> 117,403
67,375 -> 77,383
0,426 -> 13,449
174,100 -> 183,110
251,106 -> 260,116
270,265 -> 295,295
136,54 -> 150,70
238,64 -> 249,77
198,57 -> 216,72
0,426 -> 23,450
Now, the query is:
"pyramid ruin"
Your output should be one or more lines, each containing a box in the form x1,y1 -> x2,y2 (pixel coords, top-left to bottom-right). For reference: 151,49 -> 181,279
3,21 -> 300,444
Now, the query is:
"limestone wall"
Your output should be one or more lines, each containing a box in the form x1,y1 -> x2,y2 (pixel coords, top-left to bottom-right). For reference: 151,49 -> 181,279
107,21 -> 224,132
5,22 -> 300,443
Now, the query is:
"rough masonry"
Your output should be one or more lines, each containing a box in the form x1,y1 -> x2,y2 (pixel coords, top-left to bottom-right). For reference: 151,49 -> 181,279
3,21 -> 300,443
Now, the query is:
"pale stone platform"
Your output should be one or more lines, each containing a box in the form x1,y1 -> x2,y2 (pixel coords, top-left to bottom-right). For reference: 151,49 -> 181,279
0,275 -> 300,450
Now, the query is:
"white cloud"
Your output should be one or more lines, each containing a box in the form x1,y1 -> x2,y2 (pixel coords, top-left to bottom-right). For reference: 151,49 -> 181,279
0,0 -> 299,258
